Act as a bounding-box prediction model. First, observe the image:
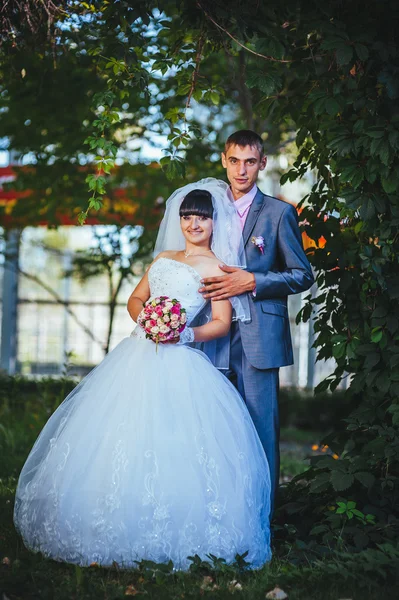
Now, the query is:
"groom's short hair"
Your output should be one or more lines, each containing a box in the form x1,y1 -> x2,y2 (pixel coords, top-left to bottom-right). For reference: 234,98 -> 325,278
224,130 -> 264,157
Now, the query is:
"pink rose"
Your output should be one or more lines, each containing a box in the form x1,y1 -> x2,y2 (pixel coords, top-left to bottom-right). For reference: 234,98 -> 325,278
156,306 -> 163,316
170,313 -> 179,322
149,319 -> 157,327
171,305 -> 180,315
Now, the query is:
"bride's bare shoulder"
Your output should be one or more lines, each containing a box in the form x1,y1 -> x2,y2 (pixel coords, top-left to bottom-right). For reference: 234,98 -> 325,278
202,256 -> 225,278
153,250 -> 180,261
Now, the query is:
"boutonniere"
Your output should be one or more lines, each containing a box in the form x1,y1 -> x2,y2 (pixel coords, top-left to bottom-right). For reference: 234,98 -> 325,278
251,235 -> 265,255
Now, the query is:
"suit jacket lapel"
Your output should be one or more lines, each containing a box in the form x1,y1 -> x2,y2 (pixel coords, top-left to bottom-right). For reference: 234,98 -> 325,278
242,189 -> 265,246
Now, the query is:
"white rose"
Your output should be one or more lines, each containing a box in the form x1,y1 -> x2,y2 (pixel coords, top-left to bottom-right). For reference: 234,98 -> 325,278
163,314 -> 170,323
181,313 -> 187,323
165,301 -> 173,310
171,322 -> 179,329
162,306 -> 170,314
157,318 -> 164,326
170,313 -> 179,321
159,324 -> 170,334
150,326 -> 160,334
151,311 -> 158,320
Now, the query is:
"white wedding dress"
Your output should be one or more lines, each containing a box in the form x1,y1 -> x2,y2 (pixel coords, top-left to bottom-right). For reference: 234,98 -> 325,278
14,257 -> 271,570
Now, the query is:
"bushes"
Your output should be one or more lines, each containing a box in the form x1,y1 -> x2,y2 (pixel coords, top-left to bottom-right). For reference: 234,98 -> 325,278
0,373 -> 349,433
0,374 -> 75,478
279,388 -> 355,433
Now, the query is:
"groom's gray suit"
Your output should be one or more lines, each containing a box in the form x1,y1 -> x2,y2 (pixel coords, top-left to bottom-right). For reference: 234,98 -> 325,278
227,188 -> 314,508
193,187 -> 313,509
195,187 -> 314,511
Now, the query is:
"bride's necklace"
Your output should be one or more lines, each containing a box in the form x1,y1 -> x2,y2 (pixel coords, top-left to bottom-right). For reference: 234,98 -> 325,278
183,249 -> 213,259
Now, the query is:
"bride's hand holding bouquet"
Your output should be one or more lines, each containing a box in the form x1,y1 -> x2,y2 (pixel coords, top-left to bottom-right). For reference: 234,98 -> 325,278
137,296 -> 187,347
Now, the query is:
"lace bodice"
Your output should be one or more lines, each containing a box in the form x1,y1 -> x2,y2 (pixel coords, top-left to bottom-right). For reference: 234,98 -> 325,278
147,257 -> 207,325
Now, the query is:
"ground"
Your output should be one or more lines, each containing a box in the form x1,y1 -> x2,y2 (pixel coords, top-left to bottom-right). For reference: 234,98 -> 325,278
0,380 -> 397,599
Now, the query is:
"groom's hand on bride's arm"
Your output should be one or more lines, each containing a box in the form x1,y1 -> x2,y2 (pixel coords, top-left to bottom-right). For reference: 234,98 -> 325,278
199,265 -> 256,300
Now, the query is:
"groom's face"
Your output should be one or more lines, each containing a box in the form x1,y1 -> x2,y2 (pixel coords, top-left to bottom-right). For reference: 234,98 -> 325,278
221,144 -> 267,200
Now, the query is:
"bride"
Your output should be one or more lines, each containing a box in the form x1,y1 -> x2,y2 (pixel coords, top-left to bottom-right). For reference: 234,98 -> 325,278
14,178 -> 271,570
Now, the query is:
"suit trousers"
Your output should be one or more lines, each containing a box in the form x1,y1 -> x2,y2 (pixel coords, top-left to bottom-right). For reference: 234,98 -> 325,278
227,322 -> 280,513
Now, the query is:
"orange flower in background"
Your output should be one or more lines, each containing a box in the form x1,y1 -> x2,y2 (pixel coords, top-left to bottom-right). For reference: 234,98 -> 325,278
276,196 -> 327,251
311,444 -> 339,459
302,231 -> 327,251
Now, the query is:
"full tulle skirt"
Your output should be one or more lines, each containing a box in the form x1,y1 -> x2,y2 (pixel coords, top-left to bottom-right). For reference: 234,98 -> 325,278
14,335 -> 271,570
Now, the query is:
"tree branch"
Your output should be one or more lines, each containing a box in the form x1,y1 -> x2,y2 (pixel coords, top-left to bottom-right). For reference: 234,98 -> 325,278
196,2 -> 292,64
186,30 -> 207,110
5,261 -> 106,351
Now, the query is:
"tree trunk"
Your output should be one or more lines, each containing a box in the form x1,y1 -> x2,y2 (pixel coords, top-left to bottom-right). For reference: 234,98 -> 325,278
104,273 -> 124,354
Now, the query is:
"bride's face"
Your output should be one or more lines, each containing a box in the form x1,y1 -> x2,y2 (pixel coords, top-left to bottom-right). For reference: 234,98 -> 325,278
180,214 -> 213,247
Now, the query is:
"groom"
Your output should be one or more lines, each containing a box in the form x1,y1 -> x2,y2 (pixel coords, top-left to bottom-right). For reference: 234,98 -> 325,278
199,130 -> 314,510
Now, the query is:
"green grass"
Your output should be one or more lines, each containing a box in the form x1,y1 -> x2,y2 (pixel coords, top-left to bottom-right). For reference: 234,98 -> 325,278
1,381 -> 398,599
1,474 -> 397,600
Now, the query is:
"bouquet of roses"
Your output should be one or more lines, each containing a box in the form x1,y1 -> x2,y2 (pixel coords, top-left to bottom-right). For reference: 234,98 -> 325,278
137,296 -> 187,349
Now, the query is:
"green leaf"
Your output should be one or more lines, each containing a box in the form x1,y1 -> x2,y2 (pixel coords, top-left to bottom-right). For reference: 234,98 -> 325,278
77,211 -> 87,226
371,328 -> 383,343
310,471 -> 331,493
310,525 -> 328,535
363,352 -> 380,369
326,98 -> 340,115
246,71 -> 280,95
359,197 -> 376,220
351,169 -> 364,190
331,471 -> 354,491
354,44 -> 369,61
164,158 -> 185,180
372,306 -> 388,318
332,342 -> 346,359
315,378 -> 332,393
336,45 -> 353,66
355,472 -> 375,488
367,128 -> 385,138
210,91 -> 220,105
388,130 -> 399,149
378,141 -> 390,166
381,174 -> 397,194
354,221 -> 364,234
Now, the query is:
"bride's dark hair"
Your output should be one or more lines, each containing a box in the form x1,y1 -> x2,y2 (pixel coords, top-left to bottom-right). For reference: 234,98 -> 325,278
179,189 -> 214,219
